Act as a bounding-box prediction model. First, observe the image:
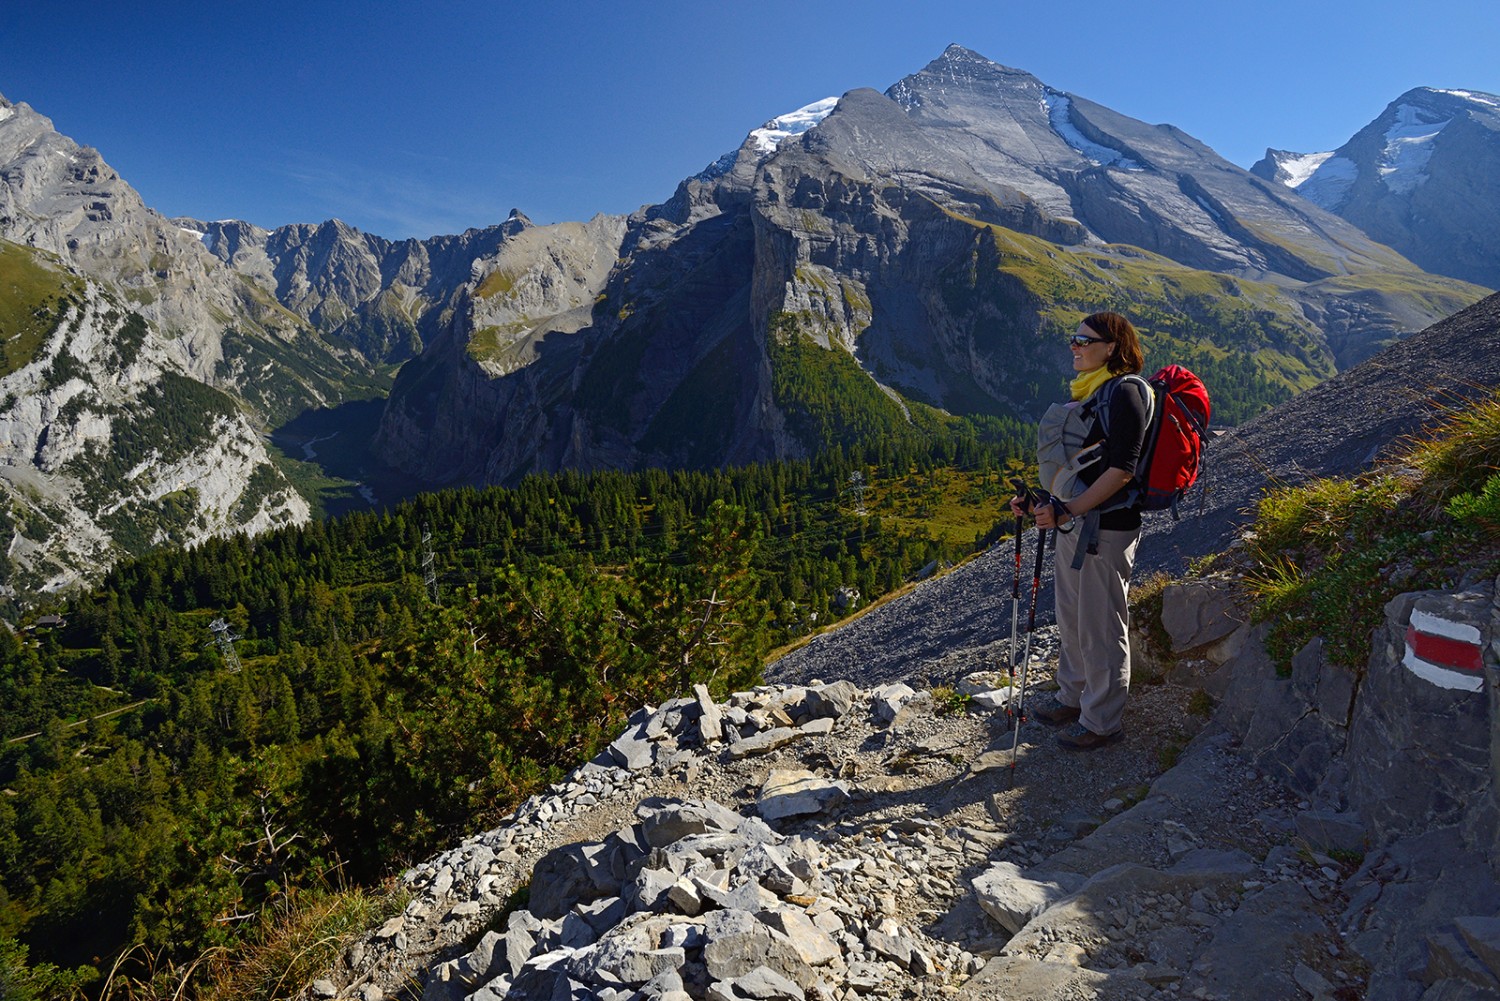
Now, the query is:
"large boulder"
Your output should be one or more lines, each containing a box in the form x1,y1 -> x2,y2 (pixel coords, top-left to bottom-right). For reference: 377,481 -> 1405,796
1347,585 -> 1496,844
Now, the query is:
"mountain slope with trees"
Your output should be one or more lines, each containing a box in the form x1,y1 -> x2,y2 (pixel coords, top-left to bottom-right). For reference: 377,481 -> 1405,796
0,431 -> 1018,988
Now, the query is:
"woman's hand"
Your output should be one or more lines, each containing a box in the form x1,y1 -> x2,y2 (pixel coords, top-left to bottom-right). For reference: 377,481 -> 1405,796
1008,494 -> 1030,519
1035,502 -> 1069,530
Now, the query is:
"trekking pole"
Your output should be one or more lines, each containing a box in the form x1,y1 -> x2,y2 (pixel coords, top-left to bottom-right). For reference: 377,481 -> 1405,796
1009,522 -> 1049,782
1007,505 -> 1022,704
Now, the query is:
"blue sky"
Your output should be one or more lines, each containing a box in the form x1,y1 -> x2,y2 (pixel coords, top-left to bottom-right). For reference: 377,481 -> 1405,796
4,1 -> 1497,240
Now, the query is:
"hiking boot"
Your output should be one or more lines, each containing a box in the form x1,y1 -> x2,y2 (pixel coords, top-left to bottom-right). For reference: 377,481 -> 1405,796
1057,722 -> 1124,750
1030,696 -> 1081,726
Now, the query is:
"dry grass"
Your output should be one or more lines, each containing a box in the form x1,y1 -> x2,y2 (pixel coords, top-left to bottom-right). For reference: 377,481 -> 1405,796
1235,388 -> 1500,671
97,885 -> 403,1001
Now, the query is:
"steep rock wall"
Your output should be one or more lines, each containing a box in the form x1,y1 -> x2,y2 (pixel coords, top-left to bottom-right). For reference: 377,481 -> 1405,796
1164,578 -> 1500,1000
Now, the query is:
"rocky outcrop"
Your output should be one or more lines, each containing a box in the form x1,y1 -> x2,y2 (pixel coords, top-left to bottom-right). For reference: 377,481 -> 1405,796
0,93 -> 359,409
0,265 -> 308,594
1166,575 -> 1500,1001
186,210 -> 537,364
370,213 -> 631,485
280,631 -> 1349,1000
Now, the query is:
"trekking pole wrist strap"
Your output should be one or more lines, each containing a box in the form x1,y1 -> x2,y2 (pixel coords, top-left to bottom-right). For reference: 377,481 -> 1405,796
1051,498 -> 1076,533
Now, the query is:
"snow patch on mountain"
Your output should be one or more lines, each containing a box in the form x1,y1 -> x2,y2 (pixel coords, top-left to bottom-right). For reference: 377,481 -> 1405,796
749,97 -> 839,155
1297,155 -> 1359,210
1436,88 -> 1500,108
1277,151 -> 1335,188
698,97 -> 838,180
1380,103 -> 1451,195
1043,92 -> 1141,170
1193,195 -> 1225,225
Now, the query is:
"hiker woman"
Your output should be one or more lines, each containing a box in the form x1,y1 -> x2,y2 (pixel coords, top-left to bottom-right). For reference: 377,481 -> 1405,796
1009,311 -> 1150,750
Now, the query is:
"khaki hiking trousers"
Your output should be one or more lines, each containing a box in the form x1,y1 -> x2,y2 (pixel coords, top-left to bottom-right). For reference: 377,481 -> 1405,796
1053,524 -> 1141,736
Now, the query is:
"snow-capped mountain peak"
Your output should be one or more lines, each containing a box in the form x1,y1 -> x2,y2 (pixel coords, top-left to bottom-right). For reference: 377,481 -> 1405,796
1253,83 -> 1500,288
697,97 -> 838,180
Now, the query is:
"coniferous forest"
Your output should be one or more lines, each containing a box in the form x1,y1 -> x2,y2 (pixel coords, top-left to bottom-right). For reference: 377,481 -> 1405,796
0,430 -> 1024,993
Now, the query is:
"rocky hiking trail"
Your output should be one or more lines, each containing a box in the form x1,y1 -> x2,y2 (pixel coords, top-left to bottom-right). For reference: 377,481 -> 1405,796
306,587 -> 1373,1001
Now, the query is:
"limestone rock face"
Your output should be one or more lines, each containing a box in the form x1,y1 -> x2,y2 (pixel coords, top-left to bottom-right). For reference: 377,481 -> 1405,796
1347,585 -> 1497,843
0,266 -> 308,594
886,46 -> 1405,280
370,214 -> 631,485
186,209 -> 537,364
0,96 -> 329,392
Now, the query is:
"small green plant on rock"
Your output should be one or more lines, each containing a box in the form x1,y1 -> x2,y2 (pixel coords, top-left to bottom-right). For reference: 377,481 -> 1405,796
932,685 -> 971,715
1128,570 -> 1177,680
1157,737 -> 1187,771
1446,471 -> 1500,539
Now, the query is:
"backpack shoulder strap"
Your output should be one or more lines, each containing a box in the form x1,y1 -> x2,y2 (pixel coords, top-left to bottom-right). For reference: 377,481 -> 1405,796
1090,373 -> 1154,436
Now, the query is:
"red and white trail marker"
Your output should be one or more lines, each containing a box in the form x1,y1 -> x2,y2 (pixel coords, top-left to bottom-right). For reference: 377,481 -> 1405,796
1402,609 -> 1486,693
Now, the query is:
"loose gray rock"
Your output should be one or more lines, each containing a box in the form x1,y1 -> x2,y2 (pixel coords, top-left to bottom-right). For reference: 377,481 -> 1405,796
756,769 -> 851,821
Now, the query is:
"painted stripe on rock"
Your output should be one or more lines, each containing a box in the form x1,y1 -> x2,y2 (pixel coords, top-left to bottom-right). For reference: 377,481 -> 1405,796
1402,612 -> 1486,693
1409,609 -> 1482,644
1405,625 -> 1484,672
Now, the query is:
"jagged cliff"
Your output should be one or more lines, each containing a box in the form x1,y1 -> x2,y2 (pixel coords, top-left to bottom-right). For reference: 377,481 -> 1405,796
183,209 -> 535,364
0,247 -> 307,594
0,92 -> 369,415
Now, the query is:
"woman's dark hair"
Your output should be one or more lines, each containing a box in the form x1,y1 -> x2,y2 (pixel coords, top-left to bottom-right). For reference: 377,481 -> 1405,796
1082,311 -> 1145,375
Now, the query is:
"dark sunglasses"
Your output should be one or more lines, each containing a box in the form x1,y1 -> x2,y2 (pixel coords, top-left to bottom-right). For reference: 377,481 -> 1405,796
1067,333 -> 1108,348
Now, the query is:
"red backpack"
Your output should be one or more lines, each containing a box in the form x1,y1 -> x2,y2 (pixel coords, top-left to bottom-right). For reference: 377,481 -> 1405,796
1130,364 -> 1211,516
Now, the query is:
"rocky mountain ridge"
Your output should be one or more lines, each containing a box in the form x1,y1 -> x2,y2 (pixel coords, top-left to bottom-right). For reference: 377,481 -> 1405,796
1251,86 -> 1500,289
0,249 -> 307,594
180,209 -> 536,364
370,45 -> 1483,488
0,92 -> 367,409
0,48 -> 1494,595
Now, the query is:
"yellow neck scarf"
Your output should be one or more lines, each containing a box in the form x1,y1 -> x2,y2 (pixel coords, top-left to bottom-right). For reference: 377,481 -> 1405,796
1070,365 -> 1113,401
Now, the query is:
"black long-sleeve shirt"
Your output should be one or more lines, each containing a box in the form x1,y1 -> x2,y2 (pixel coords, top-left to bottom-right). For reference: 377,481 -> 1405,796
1078,375 -> 1151,531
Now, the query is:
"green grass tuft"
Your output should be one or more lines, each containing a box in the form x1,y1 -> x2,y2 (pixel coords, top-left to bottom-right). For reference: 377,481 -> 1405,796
1238,391 -> 1500,672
